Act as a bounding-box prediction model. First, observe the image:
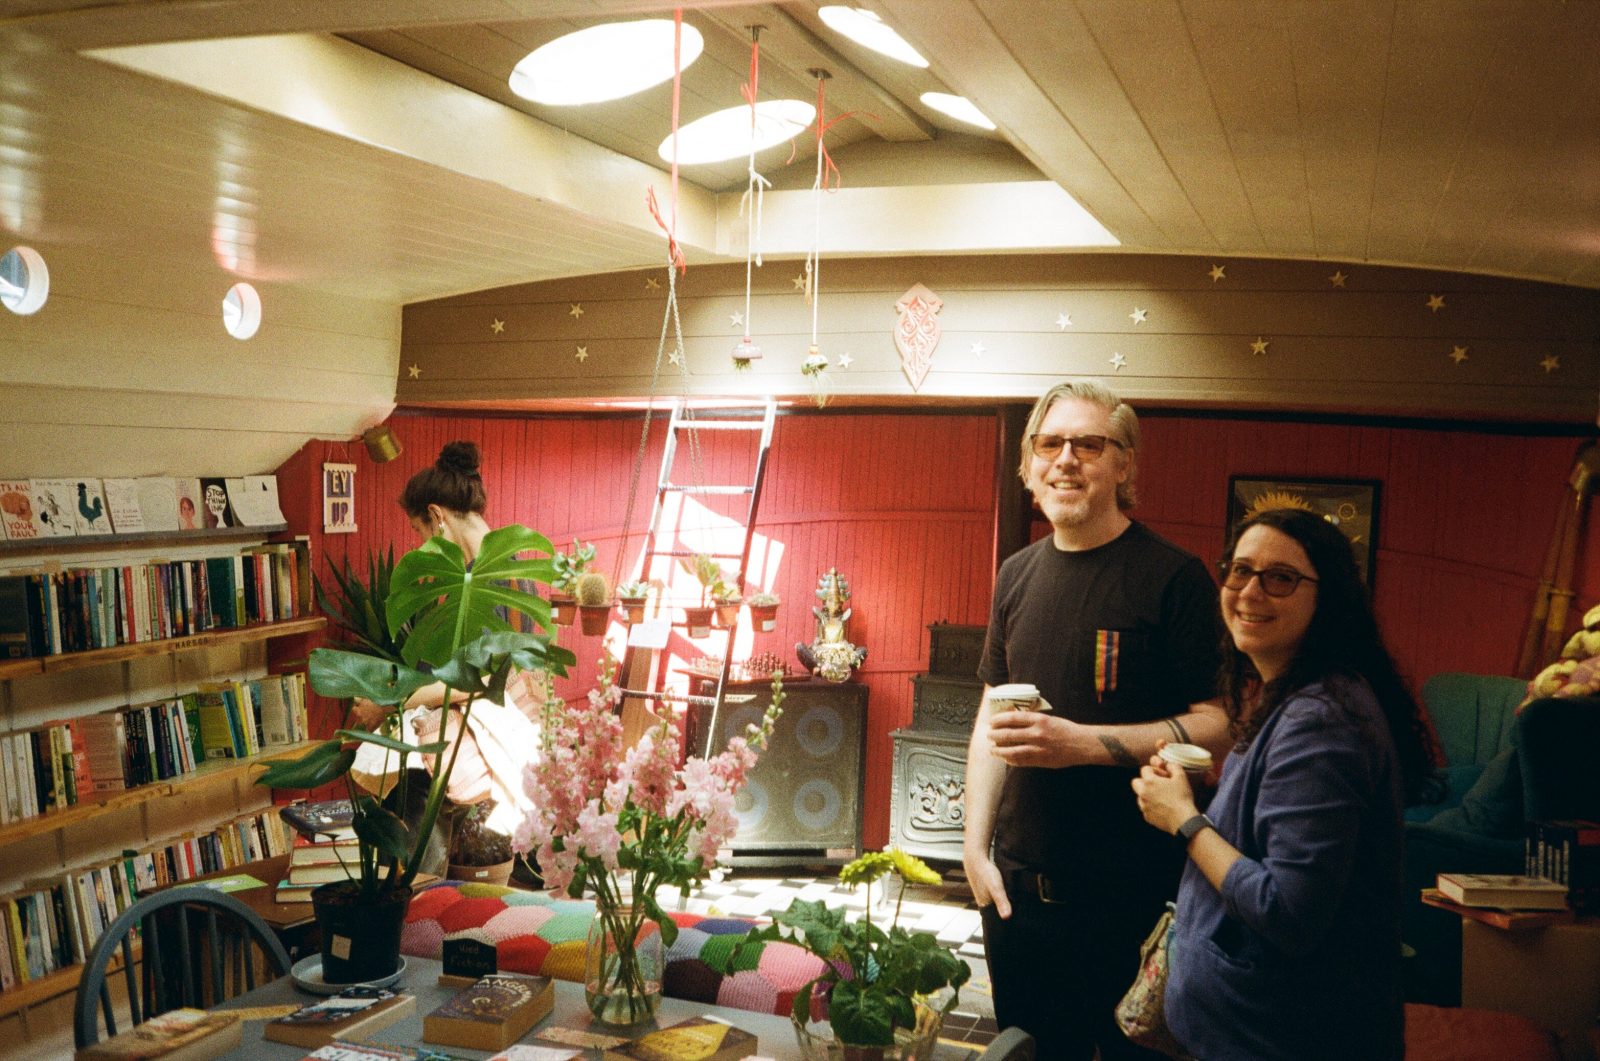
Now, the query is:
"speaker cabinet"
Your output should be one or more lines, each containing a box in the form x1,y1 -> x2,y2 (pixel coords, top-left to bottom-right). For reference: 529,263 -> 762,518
706,680 -> 868,863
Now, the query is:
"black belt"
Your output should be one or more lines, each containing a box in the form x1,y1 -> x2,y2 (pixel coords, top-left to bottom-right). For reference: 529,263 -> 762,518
1006,867 -> 1072,905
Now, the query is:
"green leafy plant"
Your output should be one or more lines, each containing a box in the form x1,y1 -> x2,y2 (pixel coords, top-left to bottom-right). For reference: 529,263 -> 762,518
718,849 -> 969,1047
551,540 -> 596,594
313,546 -> 418,662
616,579 -> 650,601
256,524 -> 577,901
684,553 -> 737,606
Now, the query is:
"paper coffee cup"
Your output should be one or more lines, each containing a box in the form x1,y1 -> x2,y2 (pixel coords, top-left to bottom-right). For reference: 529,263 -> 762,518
988,683 -> 1045,711
1159,743 -> 1213,780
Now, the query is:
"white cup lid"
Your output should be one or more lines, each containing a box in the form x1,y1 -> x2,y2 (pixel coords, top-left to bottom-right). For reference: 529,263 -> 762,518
989,683 -> 1039,699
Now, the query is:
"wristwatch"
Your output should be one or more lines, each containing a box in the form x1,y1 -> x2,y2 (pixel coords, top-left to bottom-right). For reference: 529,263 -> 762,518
1175,813 -> 1214,850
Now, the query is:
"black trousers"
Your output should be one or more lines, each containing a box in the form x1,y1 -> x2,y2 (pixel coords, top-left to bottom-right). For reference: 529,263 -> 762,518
981,867 -> 1172,1061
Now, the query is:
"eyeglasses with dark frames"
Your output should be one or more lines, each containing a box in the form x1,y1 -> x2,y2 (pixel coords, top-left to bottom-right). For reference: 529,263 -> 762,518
1027,433 -> 1126,462
1217,560 -> 1319,598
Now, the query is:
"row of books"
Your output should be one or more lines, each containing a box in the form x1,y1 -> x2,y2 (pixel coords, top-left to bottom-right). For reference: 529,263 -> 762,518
0,475 -> 284,541
1526,817 -> 1600,913
0,673 -> 309,826
0,540 -> 311,660
0,807 -> 293,993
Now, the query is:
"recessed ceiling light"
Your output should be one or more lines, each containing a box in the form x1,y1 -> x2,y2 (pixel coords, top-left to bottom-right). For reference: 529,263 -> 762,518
660,100 -> 816,165
818,6 -> 928,68
510,20 -> 705,106
920,92 -> 996,131
222,282 -> 261,340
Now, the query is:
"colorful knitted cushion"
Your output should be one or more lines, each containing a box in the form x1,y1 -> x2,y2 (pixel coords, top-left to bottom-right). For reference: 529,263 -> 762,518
401,881 -> 827,1017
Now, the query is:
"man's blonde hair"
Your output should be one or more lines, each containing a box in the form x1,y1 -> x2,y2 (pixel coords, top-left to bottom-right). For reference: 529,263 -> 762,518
1018,380 -> 1140,510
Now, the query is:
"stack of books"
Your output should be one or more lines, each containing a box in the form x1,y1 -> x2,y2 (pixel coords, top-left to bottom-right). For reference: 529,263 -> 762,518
276,835 -> 361,903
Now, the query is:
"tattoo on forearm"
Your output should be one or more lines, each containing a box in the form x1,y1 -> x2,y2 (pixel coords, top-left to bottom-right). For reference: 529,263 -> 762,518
1099,734 -> 1139,768
1165,717 -> 1190,745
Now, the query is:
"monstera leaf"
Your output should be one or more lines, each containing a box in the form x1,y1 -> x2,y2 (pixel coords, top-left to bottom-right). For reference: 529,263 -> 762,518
385,525 -> 558,668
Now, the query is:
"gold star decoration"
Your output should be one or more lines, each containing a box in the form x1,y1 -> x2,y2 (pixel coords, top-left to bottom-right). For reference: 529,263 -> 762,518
1427,294 -> 1446,313
1449,345 -> 1469,365
490,318 -> 505,334
1329,270 -> 1348,288
575,345 -> 588,362
1129,307 -> 1148,325
1109,352 -> 1128,371
730,311 -> 744,329
837,353 -> 854,369
970,341 -> 987,357
668,349 -> 684,366
1056,312 -> 1073,330
792,274 -> 806,291
1541,354 -> 1561,373
1250,337 -> 1270,356
568,303 -> 584,319
1209,264 -> 1226,282
645,276 -> 660,290
407,363 -> 421,379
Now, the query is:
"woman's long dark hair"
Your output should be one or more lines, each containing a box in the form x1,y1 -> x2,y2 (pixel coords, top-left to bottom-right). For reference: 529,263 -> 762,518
1219,508 -> 1440,806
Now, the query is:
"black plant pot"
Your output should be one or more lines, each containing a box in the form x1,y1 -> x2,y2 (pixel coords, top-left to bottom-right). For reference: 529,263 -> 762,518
311,880 -> 414,984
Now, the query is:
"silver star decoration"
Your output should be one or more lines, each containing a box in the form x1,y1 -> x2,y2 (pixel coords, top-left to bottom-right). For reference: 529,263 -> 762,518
575,345 -> 588,362
837,353 -> 854,369
792,274 -> 806,290
645,276 -> 660,290
1427,294 -> 1446,313
1329,270 -> 1348,287
668,349 -> 684,366
1209,264 -> 1226,282
1250,337 -> 1270,356
970,341 -> 987,357
568,303 -> 584,319
1449,345 -> 1469,365
1129,307 -> 1148,325
490,318 -> 505,334
730,311 -> 745,329
1055,312 -> 1073,330
1541,354 -> 1560,373
407,363 -> 421,379
1109,352 -> 1128,371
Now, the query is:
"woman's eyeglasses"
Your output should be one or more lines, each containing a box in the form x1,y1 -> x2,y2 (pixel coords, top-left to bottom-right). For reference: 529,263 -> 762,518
1218,560 -> 1318,597
1027,433 -> 1126,462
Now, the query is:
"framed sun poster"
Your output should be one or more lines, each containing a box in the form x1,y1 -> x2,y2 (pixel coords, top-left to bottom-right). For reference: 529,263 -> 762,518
322,462 -> 357,534
1226,476 -> 1380,587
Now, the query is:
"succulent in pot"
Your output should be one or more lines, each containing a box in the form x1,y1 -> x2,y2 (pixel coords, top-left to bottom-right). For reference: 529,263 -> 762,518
747,591 -> 781,632
548,540 -> 595,626
616,579 -> 651,624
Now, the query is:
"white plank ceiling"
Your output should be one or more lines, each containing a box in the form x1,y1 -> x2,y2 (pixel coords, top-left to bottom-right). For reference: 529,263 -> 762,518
2,0 -> 1597,303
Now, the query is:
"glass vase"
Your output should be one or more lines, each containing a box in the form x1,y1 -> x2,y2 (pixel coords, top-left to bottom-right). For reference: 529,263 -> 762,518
792,999 -> 946,1061
584,898 -> 664,1026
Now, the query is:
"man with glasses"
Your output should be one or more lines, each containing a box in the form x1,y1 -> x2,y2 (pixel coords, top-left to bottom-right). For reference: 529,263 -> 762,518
966,380 -> 1230,1060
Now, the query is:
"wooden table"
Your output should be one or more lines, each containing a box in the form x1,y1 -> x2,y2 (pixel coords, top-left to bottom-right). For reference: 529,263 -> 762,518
212,956 -> 981,1059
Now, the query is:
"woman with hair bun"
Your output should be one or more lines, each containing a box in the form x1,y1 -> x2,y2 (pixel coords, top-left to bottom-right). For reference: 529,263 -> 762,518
350,440 -> 544,866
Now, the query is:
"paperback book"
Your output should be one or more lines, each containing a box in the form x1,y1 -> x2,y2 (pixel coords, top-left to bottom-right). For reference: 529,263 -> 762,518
1435,872 -> 1569,910
600,1016 -> 758,1061
262,989 -> 416,1049
74,1008 -> 241,1060
422,974 -> 555,1051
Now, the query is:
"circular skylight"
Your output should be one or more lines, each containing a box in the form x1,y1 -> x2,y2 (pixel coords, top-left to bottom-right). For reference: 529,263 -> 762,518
222,282 -> 262,340
660,100 -> 816,165
0,246 -> 49,315
818,7 -> 928,68
920,92 -> 996,131
510,20 -> 705,106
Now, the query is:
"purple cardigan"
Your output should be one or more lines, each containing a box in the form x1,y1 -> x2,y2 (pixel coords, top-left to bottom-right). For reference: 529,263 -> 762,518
1165,676 -> 1406,1060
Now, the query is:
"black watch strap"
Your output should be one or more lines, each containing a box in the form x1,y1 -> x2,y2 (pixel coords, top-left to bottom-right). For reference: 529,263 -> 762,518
1176,813 -> 1214,849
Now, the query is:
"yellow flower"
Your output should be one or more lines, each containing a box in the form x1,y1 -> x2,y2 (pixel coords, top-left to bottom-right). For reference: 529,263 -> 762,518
840,852 -> 893,888
889,848 -> 942,886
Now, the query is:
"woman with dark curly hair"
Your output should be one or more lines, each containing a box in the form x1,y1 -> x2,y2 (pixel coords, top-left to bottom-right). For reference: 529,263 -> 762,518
1132,508 -> 1438,1060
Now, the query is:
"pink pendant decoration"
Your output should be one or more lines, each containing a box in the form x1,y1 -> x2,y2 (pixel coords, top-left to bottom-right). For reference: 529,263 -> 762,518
893,283 -> 943,392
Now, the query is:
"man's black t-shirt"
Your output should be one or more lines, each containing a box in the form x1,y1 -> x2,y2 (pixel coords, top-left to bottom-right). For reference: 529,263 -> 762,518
978,521 -> 1222,884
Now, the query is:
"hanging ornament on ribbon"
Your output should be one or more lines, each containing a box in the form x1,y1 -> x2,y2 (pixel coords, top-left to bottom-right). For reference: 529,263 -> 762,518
733,25 -> 769,370
800,69 -> 837,405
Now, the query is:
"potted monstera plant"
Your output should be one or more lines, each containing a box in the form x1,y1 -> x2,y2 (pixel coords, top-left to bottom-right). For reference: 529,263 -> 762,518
257,525 -> 575,984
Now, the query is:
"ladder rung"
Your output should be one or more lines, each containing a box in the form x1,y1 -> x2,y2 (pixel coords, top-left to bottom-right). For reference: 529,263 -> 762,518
673,419 -> 767,431
619,689 -> 757,706
663,484 -> 754,495
651,549 -> 745,559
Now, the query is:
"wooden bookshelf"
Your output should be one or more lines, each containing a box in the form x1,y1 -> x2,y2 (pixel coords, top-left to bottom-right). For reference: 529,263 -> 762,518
0,523 -> 289,557
0,740 -> 321,847
0,941 -> 140,1020
0,616 -> 325,681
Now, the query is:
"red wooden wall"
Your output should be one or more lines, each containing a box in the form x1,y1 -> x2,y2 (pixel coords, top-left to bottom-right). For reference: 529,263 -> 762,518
276,408 -> 1597,850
